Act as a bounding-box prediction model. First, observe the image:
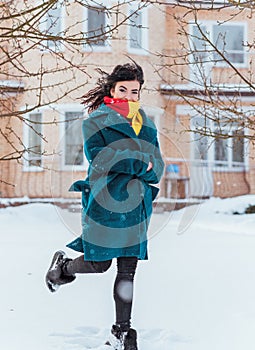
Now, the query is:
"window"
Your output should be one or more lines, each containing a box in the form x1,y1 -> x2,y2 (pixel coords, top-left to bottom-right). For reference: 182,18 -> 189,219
232,129 -> 245,163
192,116 -> 209,161
213,124 -> 245,168
192,115 -> 246,170
128,5 -> 148,53
190,22 -> 246,67
193,134 -> 208,161
214,134 -> 228,163
64,112 -> 84,167
191,25 -> 208,64
129,11 -> 142,49
213,24 -> 244,64
83,4 -> 109,50
87,6 -> 106,47
42,1 -> 64,51
24,113 -> 43,170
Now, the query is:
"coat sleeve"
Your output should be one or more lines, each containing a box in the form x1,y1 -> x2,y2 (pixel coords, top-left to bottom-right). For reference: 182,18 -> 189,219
83,118 -> 151,177
140,136 -> 165,184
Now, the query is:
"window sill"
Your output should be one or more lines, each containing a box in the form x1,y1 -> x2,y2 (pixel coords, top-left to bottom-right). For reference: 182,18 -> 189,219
127,47 -> 149,56
38,42 -> 65,53
212,166 -> 247,172
82,45 -> 112,53
22,166 -> 44,173
61,165 -> 87,172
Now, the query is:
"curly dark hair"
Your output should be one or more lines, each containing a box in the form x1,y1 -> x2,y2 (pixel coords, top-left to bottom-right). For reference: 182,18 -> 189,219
82,61 -> 144,112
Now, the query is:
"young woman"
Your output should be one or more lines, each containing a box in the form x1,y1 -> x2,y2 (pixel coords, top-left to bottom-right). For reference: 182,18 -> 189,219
46,62 -> 164,350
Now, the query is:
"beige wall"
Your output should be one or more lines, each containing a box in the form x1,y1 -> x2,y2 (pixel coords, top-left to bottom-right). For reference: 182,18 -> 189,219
1,2 -> 255,200
161,5 -> 255,198
1,2 -> 167,199
164,5 -> 255,85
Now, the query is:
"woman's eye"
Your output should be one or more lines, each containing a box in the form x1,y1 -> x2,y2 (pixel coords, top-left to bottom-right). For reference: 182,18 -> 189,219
119,88 -> 125,92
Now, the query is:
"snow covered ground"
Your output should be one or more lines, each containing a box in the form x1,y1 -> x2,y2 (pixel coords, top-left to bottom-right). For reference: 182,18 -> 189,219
1,195 -> 255,350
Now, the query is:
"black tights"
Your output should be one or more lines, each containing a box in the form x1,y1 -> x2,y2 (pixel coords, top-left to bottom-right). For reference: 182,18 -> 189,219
65,255 -> 138,331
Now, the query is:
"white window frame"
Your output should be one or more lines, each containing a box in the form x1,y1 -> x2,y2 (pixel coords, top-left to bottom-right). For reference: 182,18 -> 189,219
39,0 -> 65,52
82,1 -> 111,52
190,112 -> 249,172
127,3 -> 148,55
211,123 -> 248,171
143,105 -> 163,131
23,111 -> 43,172
189,21 -> 247,69
58,105 -> 88,171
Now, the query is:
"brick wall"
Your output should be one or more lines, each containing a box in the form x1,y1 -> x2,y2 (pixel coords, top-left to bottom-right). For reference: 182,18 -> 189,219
1,2 -> 255,200
0,2 -> 167,199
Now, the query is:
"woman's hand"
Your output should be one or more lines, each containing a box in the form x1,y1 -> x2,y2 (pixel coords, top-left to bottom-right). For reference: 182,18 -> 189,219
146,161 -> 153,172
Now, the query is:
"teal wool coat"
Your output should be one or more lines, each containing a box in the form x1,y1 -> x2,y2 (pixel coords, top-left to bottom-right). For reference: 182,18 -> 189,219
67,104 -> 164,261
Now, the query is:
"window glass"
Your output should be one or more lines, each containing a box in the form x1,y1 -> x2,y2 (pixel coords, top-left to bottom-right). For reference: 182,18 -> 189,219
193,116 -> 245,168
46,6 -> 61,36
129,11 -> 143,49
213,25 -> 244,63
87,6 -> 106,46
190,22 -> 245,67
232,129 -> 245,163
28,113 -> 42,167
194,135 -> 208,161
191,25 -> 208,63
65,112 -> 84,166
214,134 -> 228,163
45,2 -> 63,49
192,116 -> 209,160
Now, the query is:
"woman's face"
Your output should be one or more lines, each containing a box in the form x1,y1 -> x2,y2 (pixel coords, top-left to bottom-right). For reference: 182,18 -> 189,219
110,80 -> 140,101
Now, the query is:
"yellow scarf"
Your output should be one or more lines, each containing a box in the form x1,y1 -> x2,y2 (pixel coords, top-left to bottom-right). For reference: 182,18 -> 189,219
103,97 -> 143,135
126,101 -> 143,135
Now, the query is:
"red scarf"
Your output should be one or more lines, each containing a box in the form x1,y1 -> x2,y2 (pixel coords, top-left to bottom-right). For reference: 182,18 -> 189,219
104,96 -> 143,135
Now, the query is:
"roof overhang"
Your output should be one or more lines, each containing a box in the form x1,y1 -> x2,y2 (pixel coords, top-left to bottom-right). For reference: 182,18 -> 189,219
152,0 -> 247,9
0,80 -> 25,95
160,84 -> 255,98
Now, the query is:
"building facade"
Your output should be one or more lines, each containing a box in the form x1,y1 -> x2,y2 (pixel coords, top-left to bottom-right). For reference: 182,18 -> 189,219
0,1 -> 254,201
161,3 -> 255,199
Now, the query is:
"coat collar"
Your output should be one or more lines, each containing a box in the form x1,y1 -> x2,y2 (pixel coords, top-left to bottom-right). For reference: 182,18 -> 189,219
101,103 -> 139,139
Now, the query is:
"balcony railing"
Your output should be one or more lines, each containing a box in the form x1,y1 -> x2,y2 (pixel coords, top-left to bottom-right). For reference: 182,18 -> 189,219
162,157 -> 249,200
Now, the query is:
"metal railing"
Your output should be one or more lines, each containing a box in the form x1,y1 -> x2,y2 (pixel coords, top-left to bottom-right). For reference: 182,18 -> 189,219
0,157 -> 251,202
162,157 -> 250,199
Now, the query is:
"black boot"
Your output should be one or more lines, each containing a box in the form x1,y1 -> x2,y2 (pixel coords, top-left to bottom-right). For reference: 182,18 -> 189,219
124,328 -> 138,350
105,325 -> 138,350
45,250 -> 76,292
